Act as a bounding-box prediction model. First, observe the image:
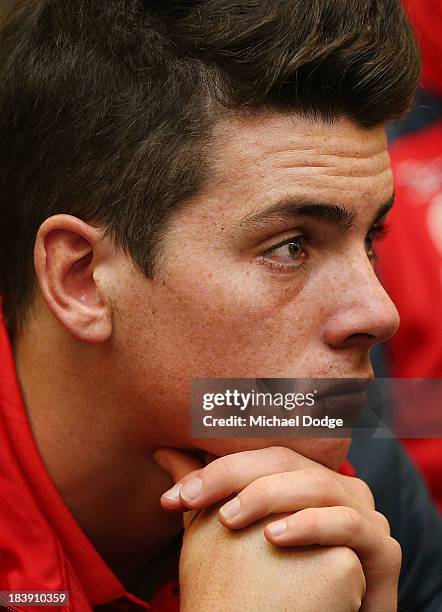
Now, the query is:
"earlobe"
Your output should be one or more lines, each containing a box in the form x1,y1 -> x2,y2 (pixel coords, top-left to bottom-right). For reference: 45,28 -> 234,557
34,215 -> 113,343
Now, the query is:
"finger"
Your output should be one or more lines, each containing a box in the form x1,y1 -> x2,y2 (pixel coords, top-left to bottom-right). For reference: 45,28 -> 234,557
265,506 -> 401,612
176,446 -> 320,508
153,448 -> 204,481
160,468 -> 203,511
218,469 -> 371,528
154,448 -> 204,510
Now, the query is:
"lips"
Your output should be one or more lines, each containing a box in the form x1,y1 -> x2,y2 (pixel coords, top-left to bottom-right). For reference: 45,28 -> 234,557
309,380 -> 372,425
314,378 -> 373,399
256,377 -> 372,426
257,377 -> 373,398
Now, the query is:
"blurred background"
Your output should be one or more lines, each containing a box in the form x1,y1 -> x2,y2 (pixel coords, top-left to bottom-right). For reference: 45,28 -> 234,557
375,0 -> 442,511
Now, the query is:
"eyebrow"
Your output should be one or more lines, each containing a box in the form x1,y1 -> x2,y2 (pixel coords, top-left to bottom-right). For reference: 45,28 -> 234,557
234,193 -> 395,234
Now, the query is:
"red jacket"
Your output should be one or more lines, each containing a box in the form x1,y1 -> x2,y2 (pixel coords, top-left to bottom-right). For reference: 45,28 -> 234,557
0,314 -> 180,611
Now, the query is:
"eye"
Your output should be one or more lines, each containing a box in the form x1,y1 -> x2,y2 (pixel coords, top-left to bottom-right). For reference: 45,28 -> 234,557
258,236 -> 308,272
365,223 -> 390,261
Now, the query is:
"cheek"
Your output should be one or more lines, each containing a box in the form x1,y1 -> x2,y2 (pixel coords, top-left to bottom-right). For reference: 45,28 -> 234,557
146,266 -> 320,377
111,261 -> 330,446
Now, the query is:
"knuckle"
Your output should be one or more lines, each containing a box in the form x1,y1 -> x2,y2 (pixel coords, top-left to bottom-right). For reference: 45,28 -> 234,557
247,475 -> 274,500
351,595 -> 364,612
321,547 -> 366,603
299,507 -> 320,532
302,468 -> 338,505
202,455 -> 236,490
387,537 -> 402,567
340,506 -> 362,535
335,546 -> 364,578
304,467 -> 333,490
268,445 -> 296,467
350,477 -> 375,507
373,510 -> 391,535
212,455 -> 236,480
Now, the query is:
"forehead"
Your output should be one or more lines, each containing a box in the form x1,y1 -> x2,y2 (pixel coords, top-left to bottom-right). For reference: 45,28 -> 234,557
198,112 -> 393,222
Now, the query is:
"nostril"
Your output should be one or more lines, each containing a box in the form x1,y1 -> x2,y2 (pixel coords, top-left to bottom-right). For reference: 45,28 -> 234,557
342,333 -> 377,348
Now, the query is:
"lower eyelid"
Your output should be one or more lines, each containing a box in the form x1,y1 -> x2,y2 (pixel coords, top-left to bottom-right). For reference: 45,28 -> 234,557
256,255 -> 307,274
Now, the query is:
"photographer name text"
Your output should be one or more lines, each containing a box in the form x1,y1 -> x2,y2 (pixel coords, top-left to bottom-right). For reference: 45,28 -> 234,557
202,415 -> 344,429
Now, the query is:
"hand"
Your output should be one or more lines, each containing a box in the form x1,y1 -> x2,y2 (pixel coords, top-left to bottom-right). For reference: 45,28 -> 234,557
181,504 -> 366,611
155,449 -> 365,611
154,446 -> 401,612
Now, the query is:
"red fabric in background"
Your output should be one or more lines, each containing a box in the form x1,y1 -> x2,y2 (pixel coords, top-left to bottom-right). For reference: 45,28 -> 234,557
404,0 -> 442,98
378,123 -> 442,378
377,122 -> 442,511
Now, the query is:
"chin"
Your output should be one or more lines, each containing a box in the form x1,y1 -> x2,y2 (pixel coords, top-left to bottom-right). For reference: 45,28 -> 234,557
194,436 -> 351,472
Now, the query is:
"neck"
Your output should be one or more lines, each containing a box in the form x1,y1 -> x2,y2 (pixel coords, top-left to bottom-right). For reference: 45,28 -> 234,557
13,313 -> 181,585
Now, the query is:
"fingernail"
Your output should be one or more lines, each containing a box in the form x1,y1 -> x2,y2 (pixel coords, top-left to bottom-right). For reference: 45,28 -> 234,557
268,519 -> 287,537
161,483 -> 182,501
180,477 -> 203,502
219,497 -> 241,521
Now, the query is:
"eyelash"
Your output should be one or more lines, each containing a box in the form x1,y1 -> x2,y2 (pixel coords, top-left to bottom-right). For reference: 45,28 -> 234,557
257,236 -> 308,273
257,223 -> 390,273
365,223 -> 390,261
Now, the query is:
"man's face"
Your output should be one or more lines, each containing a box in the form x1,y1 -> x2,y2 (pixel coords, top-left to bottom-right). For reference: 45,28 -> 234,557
110,113 -> 398,469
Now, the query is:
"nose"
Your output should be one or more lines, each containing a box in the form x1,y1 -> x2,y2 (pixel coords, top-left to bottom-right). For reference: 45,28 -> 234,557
322,261 -> 400,351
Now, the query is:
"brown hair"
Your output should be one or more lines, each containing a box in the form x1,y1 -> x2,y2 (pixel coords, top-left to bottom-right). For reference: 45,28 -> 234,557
0,0 -> 420,336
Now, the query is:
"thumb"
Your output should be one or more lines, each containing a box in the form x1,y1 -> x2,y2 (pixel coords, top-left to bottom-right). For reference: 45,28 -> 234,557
153,447 -> 204,483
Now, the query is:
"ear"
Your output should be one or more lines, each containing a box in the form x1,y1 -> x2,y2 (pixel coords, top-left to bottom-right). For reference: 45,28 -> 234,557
34,214 -> 113,343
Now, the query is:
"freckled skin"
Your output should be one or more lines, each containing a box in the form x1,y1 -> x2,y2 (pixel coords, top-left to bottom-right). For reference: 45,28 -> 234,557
109,113 -> 398,468
15,113 -> 400,571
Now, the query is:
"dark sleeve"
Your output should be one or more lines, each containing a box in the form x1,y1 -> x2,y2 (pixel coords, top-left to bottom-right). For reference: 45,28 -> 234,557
349,436 -> 442,612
